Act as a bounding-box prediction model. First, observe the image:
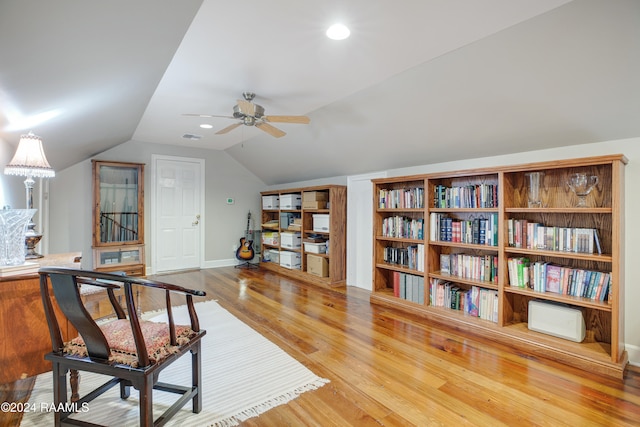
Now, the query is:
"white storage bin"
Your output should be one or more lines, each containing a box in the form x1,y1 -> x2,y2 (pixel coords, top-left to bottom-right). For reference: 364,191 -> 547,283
280,194 -> 301,210
262,232 -> 279,246
279,251 -> 301,269
262,195 -> 279,209
312,214 -> 330,232
264,249 -> 280,264
281,232 -> 302,249
528,300 -> 585,342
303,242 -> 326,254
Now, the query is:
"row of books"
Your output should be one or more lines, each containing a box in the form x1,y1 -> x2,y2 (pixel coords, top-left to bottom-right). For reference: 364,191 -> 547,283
379,187 -> 425,209
383,244 -> 424,272
392,272 -> 425,304
433,183 -> 498,209
440,253 -> 498,283
429,213 -> 499,246
507,257 -> 611,301
381,216 -> 424,240
429,279 -> 498,323
506,219 -> 601,254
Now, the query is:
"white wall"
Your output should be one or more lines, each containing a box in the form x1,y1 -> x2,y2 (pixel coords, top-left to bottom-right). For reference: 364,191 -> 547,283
48,140 -> 265,271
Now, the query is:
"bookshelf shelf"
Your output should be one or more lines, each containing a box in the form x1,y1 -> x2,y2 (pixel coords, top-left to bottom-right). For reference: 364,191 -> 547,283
503,286 -> 613,311
260,185 -> 346,288
504,247 -> 613,262
375,263 -> 424,275
376,208 -> 425,213
371,154 -> 628,378
428,272 -> 498,290
506,207 -> 612,214
428,241 -> 499,251
430,208 -> 500,213
376,236 -> 424,244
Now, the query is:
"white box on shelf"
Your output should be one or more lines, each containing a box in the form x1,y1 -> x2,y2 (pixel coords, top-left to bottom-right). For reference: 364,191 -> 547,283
280,194 -> 301,210
312,214 -> 330,232
303,242 -> 326,254
279,251 -> 301,269
262,195 -> 279,209
280,232 -> 302,249
262,232 -> 279,246
264,249 -> 280,264
528,300 -> 585,342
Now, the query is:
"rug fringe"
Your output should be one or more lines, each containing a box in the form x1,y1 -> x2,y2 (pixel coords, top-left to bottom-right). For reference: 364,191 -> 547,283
211,378 -> 331,427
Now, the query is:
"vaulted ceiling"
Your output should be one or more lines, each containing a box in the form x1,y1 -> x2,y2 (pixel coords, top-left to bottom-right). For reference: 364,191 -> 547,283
1,0 -> 638,185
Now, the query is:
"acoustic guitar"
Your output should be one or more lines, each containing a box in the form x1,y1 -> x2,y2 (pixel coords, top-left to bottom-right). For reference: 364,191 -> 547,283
235,211 -> 255,261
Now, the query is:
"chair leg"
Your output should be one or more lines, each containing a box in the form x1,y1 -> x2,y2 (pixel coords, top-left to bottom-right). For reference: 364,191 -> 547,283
139,377 -> 154,427
120,380 -> 131,399
70,369 -> 80,402
192,343 -> 202,413
51,363 -> 68,427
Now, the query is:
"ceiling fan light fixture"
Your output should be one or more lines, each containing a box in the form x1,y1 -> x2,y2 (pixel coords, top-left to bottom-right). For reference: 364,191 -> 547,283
326,23 -> 350,40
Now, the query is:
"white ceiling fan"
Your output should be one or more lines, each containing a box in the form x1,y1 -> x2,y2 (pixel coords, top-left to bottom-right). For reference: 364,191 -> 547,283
183,92 -> 310,138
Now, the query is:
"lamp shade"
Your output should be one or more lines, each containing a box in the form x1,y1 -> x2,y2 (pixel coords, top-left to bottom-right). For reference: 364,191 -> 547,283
4,132 -> 55,178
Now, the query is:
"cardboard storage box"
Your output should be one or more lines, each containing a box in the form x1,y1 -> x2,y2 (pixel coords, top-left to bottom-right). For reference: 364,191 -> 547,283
262,232 -> 279,246
302,200 -> 327,210
280,251 -> 301,269
304,242 -> 326,254
303,191 -> 327,201
280,232 -> 301,249
312,214 -> 330,232
307,254 -> 329,277
287,218 -> 302,231
280,194 -> 301,209
262,195 -> 279,209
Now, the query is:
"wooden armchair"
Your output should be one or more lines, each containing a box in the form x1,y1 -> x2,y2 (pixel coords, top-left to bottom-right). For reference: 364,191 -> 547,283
39,267 -> 207,427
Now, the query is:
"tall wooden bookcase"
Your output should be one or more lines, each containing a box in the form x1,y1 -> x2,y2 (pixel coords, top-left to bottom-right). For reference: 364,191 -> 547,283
92,160 -> 145,276
371,154 -> 627,378
260,185 -> 347,287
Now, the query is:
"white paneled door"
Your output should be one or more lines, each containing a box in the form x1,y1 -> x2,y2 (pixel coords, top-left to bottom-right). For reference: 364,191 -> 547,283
152,155 -> 204,273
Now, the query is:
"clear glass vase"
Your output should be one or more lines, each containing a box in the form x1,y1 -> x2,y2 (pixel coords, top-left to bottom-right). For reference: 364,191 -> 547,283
525,171 -> 544,208
0,209 -> 37,266
567,173 -> 598,207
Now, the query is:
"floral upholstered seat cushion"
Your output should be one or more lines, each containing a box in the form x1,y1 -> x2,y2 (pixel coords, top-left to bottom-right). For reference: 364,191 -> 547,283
64,319 -> 195,367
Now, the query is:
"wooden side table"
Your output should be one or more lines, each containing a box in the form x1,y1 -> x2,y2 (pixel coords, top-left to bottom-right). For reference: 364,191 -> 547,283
0,253 -> 81,383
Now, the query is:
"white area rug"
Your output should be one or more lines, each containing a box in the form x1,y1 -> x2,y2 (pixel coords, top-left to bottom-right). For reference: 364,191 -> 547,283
21,300 -> 329,426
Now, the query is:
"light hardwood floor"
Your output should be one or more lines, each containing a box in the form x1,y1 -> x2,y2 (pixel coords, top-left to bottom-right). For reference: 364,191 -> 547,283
3,266 -> 640,426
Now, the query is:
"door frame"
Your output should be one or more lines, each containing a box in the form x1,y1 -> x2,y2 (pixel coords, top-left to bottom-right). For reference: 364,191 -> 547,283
150,154 -> 205,274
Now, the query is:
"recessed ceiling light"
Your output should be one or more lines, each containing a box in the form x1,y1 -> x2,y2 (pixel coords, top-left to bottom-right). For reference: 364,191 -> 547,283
326,23 -> 350,40
199,124 -> 213,129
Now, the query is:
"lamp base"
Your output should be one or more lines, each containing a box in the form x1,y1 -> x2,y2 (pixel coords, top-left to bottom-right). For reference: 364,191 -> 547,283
25,234 -> 44,259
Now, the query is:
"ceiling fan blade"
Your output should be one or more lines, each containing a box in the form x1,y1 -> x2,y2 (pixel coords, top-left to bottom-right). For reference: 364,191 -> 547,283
264,115 -> 311,124
256,122 -> 286,138
182,113 -> 235,119
237,99 -> 255,116
215,122 -> 242,135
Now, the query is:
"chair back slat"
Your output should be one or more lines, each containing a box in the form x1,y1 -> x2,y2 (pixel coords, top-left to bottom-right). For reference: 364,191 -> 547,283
39,274 -> 64,352
122,282 -> 150,367
48,272 -> 111,361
